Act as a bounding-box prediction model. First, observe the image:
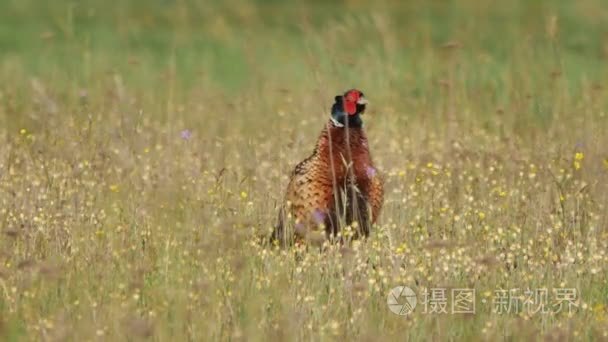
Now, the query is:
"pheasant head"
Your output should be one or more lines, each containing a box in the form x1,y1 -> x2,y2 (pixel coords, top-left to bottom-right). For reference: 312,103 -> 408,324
330,89 -> 368,128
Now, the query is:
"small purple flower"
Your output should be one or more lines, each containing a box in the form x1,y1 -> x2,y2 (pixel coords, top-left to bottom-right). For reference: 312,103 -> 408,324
312,209 -> 326,225
366,165 -> 377,178
180,129 -> 192,141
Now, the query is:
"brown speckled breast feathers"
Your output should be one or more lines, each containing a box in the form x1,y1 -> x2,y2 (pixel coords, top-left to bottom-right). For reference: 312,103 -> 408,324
272,121 -> 384,246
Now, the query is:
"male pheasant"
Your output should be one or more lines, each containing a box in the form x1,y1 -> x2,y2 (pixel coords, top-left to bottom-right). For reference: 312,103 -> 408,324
271,89 -> 384,246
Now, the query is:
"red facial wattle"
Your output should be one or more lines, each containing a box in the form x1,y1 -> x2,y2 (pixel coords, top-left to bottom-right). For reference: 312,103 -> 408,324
343,91 -> 360,115
344,101 -> 357,115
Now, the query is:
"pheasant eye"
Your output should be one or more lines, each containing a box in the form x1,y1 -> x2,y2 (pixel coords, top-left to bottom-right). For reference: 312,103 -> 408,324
346,90 -> 360,102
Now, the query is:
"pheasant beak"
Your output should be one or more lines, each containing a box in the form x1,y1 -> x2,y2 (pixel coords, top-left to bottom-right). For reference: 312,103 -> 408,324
357,97 -> 369,105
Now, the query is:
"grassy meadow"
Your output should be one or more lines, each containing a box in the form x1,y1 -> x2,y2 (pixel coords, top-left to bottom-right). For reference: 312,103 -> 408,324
1,0 -> 608,340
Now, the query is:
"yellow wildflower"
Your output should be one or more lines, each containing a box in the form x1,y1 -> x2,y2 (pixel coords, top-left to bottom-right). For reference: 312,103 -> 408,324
573,153 -> 584,170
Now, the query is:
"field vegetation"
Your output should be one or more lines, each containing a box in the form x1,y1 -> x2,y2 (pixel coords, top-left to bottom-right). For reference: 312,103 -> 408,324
1,0 -> 607,340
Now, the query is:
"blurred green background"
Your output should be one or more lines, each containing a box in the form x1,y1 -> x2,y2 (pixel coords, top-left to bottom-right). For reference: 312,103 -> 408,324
1,0 -> 606,92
